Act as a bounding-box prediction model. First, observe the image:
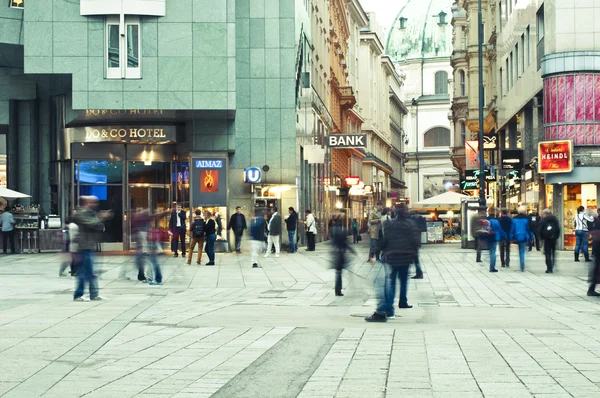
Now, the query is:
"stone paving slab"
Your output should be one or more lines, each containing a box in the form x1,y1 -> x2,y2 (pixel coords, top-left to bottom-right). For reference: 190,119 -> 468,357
0,241 -> 599,397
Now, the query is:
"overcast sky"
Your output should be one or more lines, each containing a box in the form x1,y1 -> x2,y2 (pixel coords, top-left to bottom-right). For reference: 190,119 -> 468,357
359,0 -> 404,33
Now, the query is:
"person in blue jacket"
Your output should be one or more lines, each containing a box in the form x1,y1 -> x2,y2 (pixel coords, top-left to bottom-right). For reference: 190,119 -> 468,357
487,208 -> 508,273
510,205 -> 534,272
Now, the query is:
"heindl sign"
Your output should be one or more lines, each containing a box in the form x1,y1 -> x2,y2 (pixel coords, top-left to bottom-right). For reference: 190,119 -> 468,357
328,134 -> 367,148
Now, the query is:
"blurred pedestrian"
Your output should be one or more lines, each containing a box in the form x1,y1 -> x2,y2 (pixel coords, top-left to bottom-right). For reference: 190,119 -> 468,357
510,206 -> 534,272
487,207 -> 507,273
368,202 -> 383,262
574,205 -> 594,262
264,207 -> 281,258
304,210 -> 317,251
539,208 -> 560,274
204,211 -> 217,266
411,211 -> 426,278
169,203 -> 186,258
251,209 -> 266,268
365,204 -> 420,322
472,207 -> 488,263
131,208 -> 150,281
0,206 -> 15,254
589,212 -> 600,296
528,210 -> 541,251
73,196 -> 111,301
59,217 -> 80,277
228,206 -> 247,253
285,207 -> 298,253
352,218 -> 359,243
188,209 -> 205,265
331,216 -> 356,296
498,208 -> 513,268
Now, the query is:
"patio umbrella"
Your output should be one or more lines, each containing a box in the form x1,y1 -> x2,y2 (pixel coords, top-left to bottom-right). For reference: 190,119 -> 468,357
0,188 -> 32,200
413,191 -> 469,210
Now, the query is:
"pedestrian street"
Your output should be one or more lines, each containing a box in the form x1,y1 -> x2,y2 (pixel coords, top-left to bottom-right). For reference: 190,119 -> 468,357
0,241 -> 599,398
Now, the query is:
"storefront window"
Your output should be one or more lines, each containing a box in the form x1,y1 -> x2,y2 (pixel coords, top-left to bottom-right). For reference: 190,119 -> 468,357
546,184 -> 553,209
563,184 -> 597,248
76,160 -> 122,184
128,161 -> 170,184
0,133 -> 6,189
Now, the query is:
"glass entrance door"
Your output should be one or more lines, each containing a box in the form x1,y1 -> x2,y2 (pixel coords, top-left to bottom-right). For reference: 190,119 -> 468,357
128,185 -> 170,250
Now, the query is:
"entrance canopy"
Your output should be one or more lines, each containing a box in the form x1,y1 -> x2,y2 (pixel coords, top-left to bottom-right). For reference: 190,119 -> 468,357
414,191 -> 468,210
0,188 -> 31,200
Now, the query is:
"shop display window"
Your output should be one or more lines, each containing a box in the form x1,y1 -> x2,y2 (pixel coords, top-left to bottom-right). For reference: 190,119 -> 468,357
562,184 -> 597,248
193,206 -> 228,241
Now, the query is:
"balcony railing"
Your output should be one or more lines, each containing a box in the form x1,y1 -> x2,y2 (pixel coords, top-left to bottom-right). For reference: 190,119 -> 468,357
339,86 -> 356,110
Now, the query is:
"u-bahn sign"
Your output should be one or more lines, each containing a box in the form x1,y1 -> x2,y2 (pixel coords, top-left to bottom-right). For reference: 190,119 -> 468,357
328,134 -> 367,148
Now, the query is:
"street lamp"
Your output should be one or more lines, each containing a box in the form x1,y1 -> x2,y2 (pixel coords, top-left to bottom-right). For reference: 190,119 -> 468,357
477,0 -> 486,209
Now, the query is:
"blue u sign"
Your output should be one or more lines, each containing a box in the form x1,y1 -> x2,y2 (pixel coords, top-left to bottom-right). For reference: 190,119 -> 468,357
244,167 -> 262,183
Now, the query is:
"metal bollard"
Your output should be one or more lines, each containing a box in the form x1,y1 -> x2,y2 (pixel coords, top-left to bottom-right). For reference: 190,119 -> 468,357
19,230 -> 24,254
33,231 -> 38,253
26,232 -> 31,254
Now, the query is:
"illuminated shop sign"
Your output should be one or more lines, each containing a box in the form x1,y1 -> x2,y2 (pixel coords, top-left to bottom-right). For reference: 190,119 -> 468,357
195,160 -> 223,169
460,169 -> 496,190
344,176 -> 360,186
67,126 -> 176,143
483,133 -> 498,150
191,158 -> 227,207
538,140 -> 573,174
9,0 -> 23,8
465,140 -> 480,170
244,167 -> 262,183
501,150 -> 524,170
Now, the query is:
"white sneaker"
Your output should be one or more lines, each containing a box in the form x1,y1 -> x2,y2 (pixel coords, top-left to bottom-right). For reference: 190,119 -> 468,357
73,297 -> 88,302
275,254 -> 280,258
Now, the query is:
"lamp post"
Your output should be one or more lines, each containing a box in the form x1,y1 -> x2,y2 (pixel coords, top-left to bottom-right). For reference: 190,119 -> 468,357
477,0 -> 486,209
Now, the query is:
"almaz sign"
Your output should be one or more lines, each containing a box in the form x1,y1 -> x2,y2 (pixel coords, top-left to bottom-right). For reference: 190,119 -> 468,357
195,160 -> 223,168
328,134 -> 367,148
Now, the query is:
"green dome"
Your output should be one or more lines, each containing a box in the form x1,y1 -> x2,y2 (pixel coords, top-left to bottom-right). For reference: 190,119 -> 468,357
386,0 -> 453,63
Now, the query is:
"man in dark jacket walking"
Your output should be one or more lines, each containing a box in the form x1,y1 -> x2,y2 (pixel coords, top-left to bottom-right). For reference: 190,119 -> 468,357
539,209 -> 560,274
228,206 -> 247,253
498,209 -> 513,268
169,203 -> 186,258
528,210 -> 541,251
285,207 -> 298,253
264,207 -> 282,257
365,204 -> 420,322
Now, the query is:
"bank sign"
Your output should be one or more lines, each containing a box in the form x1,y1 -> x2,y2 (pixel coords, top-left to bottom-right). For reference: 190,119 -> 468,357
328,134 -> 367,148
538,140 -> 573,174
191,158 -> 227,207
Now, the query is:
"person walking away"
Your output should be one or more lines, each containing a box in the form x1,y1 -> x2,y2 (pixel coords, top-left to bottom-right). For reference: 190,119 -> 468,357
169,203 -> 186,258
365,204 -> 420,322
216,213 -> 223,239
574,205 -> 594,262
539,209 -> 560,274
593,208 -> 600,258
588,212 -> 600,296
352,218 -> 359,243
510,206 -> 534,272
368,202 -> 383,262
472,208 -> 488,263
285,207 -> 298,253
145,216 -> 163,285
250,210 -> 266,268
487,208 -> 507,273
0,207 -> 15,254
131,208 -> 150,281
264,207 -> 282,258
331,216 -> 356,296
72,196 -> 111,301
204,211 -> 217,265
60,218 -> 80,277
411,211 -> 426,278
528,210 -> 541,251
188,210 -> 205,265
305,210 -> 317,251
228,206 -> 247,253
498,208 -> 513,268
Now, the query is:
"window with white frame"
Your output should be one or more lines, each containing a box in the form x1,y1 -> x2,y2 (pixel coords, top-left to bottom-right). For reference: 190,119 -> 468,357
434,71 -> 448,95
459,70 -> 466,96
9,0 -> 23,8
424,127 -> 451,147
106,16 -> 141,79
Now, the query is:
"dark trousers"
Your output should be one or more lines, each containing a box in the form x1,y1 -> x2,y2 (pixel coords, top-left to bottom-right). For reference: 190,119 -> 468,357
476,239 -> 482,262
233,228 -> 244,251
414,254 -> 423,276
334,252 -> 346,294
591,241 -> 600,292
544,239 -> 556,272
74,250 -> 99,300
499,240 -> 511,266
205,233 -> 216,262
529,232 -> 540,251
171,227 -> 186,255
2,230 -> 15,253
353,229 -> 358,243
306,232 -> 315,251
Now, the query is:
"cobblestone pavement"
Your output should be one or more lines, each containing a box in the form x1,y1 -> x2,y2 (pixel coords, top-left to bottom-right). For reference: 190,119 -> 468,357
0,239 -> 599,397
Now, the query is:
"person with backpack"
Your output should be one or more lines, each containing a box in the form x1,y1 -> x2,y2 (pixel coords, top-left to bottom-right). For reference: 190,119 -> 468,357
187,210 -> 206,265
498,208 -> 513,268
539,209 -> 560,274
365,204 -> 420,322
352,218 -> 359,243
486,208 -> 507,273
285,207 -> 298,253
304,210 -> 317,251
510,206 -> 534,272
574,205 -> 594,262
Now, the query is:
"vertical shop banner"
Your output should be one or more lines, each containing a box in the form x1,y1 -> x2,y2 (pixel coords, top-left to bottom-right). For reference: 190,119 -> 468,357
538,140 -> 573,173
465,140 -> 480,170
191,158 -> 227,207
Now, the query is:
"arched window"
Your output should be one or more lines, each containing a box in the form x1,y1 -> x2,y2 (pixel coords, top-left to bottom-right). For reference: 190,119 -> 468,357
424,127 -> 451,147
459,70 -> 466,96
435,71 -> 448,94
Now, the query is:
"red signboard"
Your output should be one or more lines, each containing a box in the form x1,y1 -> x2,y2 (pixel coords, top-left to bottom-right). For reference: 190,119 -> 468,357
344,176 -> 360,186
538,140 -> 573,174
